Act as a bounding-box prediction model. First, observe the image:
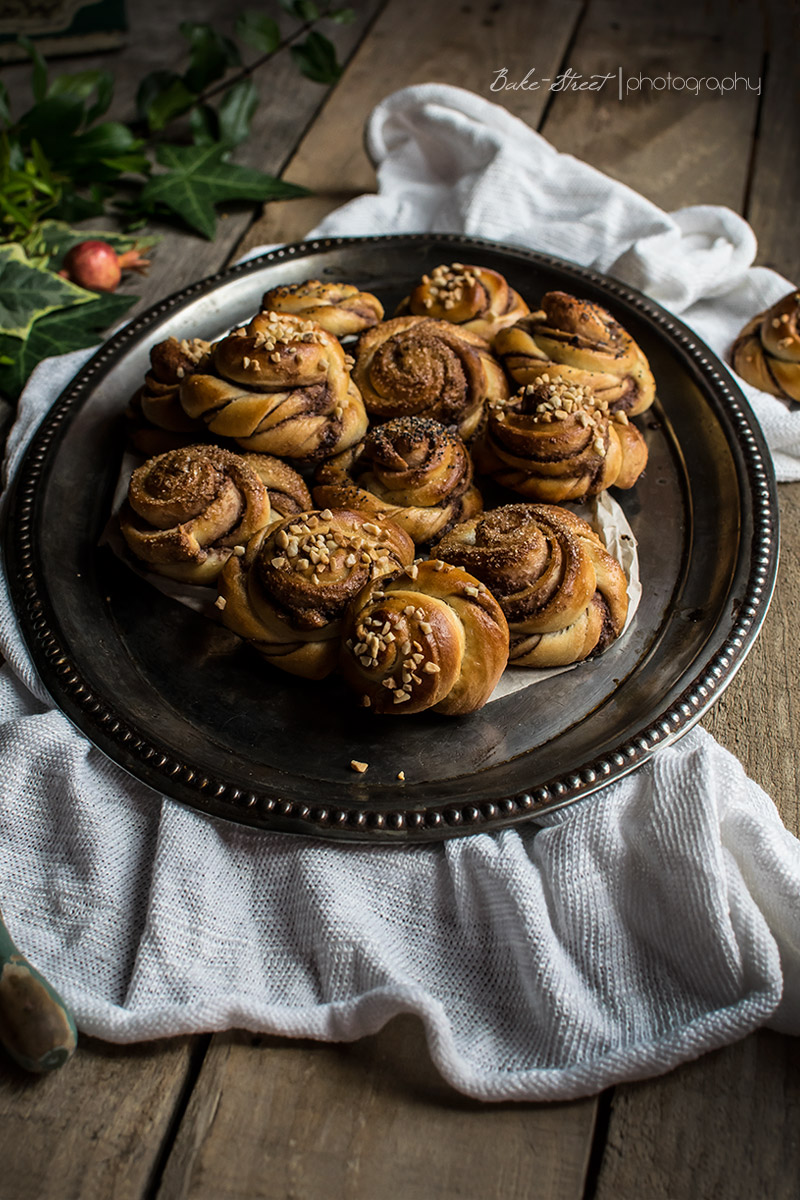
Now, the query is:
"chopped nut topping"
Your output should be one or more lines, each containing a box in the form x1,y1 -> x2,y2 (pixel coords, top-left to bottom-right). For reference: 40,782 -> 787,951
350,759 -> 368,773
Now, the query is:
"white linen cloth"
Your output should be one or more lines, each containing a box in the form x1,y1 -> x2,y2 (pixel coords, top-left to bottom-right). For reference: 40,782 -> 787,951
1,84 -> 799,1102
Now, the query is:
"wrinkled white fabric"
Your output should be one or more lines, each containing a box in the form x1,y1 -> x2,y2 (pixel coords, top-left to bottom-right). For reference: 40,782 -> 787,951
313,84 -> 800,480
1,85 -> 799,1102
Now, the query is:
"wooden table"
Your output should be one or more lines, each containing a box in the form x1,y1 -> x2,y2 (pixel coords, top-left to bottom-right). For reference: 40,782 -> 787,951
2,2 -> 798,1196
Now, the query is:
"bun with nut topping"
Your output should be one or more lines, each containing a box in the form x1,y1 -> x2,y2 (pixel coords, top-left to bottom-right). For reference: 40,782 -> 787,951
340,558 -> 509,715
260,279 -> 384,338
495,291 -> 656,417
396,262 -> 529,340
216,508 -> 414,679
732,290 -> 800,402
472,376 -> 647,502
313,415 -> 482,546
179,311 -> 368,462
433,503 -> 629,668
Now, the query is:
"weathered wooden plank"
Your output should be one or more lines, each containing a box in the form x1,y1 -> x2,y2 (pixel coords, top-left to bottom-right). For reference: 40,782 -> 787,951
155,1016 -> 597,1200
591,1031 -> 800,1200
240,0 -> 584,253
554,6 -> 800,1200
703,483 -> 800,837
0,1034 -> 202,1200
540,0 -> 765,214
0,0 -> 385,327
745,1 -> 800,282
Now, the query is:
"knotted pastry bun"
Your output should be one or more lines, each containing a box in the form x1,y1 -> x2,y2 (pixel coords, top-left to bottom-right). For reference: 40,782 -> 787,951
127,336 -> 211,455
180,311 -> 368,462
241,453 -> 312,519
260,279 -> 384,337
313,416 -> 482,546
120,444 -> 274,584
473,377 -> 647,502
217,508 -> 414,679
495,292 -> 656,417
340,560 -> 508,715
352,315 -> 509,440
433,503 -> 629,668
396,262 -> 529,339
732,290 -> 800,402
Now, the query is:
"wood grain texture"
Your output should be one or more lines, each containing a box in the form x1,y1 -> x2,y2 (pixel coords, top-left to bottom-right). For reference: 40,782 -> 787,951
239,0 -> 584,253
564,7 -> 800,1199
745,0 -> 800,281
540,0 -> 765,213
155,1017 -> 597,1200
703,483 -> 800,837
0,1035 -> 199,1200
592,1031 -> 800,1200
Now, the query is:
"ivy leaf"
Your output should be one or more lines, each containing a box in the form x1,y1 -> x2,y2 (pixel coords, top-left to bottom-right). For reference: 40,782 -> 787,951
0,243 -> 94,339
189,104 -> 219,148
69,122 -> 146,165
330,7 -> 356,23
0,291 -> 134,401
17,36 -> 48,103
20,96 -> 86,151
140,143 -> 309,239
234,12 -> 280,54
216,78 -> 259,148
50,186 -> 110,225
180,22 -> 240,93
136,70 -> 199,133
290,33 -> 342,85
47,68 -> 115,126
292,1 -> 320,20
0,80 -> 11,126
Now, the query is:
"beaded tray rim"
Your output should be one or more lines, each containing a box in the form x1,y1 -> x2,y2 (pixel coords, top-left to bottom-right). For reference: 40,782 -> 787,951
3,233 -> 780,842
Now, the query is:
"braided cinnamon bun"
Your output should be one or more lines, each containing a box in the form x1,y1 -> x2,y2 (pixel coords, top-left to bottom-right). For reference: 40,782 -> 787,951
473,378 -> 647,502
260,279 -> 384,337
495,292 -> 656,417
127,336 -> 211,455
396,263 -> 529,339
352,316 -> 508,441
179,312 -> 368,462
217,508 -> 414,679
732,290 -> 800,402
242,453 -> 311,520
120,444 -> 273,584
433,504 -> 629,668
313,416 -> 482,546
340,559 -> 508,715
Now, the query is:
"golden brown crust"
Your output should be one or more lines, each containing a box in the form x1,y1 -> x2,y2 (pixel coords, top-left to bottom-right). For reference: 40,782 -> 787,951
731,291 -> 800,402
261,279 -> 384,337
352,315 -> 508,440
126,336 -> 211,454
396,263 -> 529,339
217,508 -> 415,678
340,559 -> 509,715
433,503 -> 629,667
494,292 -> 656,417
313,415 -> 483,545
472,377 -> 647,501
120,444 -> 273,584
240,453 -> 312,521
179,312 -> 368,462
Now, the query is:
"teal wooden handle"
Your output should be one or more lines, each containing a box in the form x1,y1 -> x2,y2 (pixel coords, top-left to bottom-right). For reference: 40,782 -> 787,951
0,908 -> 77,1073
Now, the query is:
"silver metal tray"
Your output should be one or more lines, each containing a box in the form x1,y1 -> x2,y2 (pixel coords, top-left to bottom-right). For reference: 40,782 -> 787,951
3,235 -> 779,842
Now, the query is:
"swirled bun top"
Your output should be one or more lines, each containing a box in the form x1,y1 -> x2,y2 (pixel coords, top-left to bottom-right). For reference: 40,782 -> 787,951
261,279 -> 384,337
